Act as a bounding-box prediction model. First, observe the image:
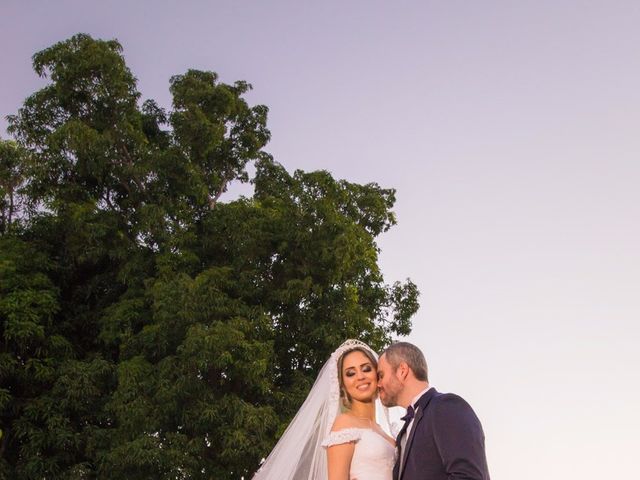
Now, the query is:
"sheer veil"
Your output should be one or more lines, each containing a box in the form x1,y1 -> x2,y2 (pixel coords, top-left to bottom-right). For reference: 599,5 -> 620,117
252,339 -> 392,480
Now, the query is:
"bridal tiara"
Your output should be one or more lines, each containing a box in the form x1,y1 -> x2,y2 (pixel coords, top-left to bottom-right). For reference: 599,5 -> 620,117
332,339 -> 378,361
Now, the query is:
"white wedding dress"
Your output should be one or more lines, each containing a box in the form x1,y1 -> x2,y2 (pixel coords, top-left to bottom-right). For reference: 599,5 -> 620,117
322,427 -> 395,480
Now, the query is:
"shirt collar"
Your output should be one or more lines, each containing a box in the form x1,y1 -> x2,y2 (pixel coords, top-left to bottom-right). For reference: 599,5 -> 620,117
410,386 -> 432,410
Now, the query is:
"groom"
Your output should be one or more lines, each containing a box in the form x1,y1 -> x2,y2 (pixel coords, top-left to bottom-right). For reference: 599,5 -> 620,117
377,342 -> 490,480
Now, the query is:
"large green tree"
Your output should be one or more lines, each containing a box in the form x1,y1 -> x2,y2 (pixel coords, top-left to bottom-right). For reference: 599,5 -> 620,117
0,34 -> 419,479
0,140 -> 27,235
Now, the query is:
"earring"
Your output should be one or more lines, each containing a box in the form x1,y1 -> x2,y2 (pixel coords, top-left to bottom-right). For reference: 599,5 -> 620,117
341,388 -> 351,408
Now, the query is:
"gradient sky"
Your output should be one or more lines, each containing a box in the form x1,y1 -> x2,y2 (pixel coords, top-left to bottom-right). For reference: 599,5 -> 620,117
2,1 -> 639,479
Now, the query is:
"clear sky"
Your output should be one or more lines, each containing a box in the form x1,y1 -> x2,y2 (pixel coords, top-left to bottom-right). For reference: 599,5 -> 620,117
2,1 -> 639,479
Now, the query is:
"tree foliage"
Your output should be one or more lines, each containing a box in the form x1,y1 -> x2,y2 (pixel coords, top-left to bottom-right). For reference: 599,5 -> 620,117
0,140 -> 27,235
0,34 -> 419,479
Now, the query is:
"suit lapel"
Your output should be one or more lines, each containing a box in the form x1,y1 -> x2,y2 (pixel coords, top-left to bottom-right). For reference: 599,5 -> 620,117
398,388 -> 438,480
398,404 -> 423,478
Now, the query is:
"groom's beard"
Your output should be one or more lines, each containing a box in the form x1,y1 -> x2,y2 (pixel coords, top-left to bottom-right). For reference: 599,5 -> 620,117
378,377 -> 403,407
378,388 -> 398,407
379,395 -> 394,407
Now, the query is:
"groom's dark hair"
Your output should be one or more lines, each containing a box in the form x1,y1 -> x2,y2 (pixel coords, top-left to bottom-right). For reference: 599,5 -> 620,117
383,342 -> 428,382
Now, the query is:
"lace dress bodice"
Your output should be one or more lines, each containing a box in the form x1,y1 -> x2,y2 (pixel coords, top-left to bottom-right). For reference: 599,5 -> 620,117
322,427 -> 395,480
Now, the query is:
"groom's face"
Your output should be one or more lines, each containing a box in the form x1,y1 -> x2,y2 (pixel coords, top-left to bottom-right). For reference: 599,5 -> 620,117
377,354 -> 403,407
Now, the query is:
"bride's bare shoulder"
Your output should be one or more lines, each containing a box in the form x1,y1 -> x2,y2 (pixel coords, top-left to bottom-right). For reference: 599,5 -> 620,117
331,413 -> 359,431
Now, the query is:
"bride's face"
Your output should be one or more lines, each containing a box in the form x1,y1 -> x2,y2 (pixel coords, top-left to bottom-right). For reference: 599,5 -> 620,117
341,350 -> 378,403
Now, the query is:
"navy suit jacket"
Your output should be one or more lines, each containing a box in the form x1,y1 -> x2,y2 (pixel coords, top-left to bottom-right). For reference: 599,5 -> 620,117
393,388 -> 490,480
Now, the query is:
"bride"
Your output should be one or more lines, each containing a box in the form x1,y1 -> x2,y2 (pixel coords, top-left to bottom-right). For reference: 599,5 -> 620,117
252,339 -> 395,480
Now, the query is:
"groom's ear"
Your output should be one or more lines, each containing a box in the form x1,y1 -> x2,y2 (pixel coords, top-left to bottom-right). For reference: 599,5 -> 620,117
397,361 -> 410,381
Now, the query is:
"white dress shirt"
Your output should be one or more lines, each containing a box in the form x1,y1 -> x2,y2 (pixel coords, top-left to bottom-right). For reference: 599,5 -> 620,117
399,386 -> 433,474
404,386 -> 432,440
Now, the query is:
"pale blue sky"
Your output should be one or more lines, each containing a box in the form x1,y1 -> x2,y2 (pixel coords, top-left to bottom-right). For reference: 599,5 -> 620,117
2,1 -> 639,479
